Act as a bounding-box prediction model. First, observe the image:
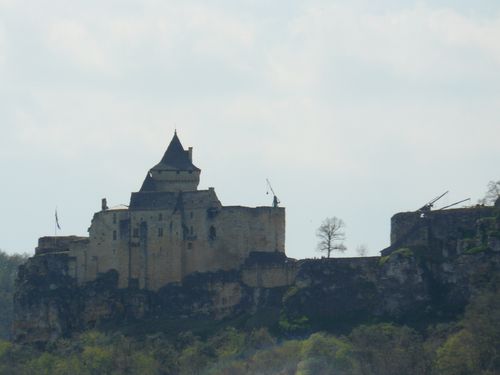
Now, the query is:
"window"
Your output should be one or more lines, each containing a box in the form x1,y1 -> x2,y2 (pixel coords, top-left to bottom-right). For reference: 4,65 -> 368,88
190,212 -> 194,219
113,213 -> 117,224
133,228 -> 139,238
169,221 -> 173,233
190,226 -> 193,235
113,230 -> 117,241
158,228 -> 164,237
187,242 -> 193,249
209,226 -> 216,240
158,213 -> 163,221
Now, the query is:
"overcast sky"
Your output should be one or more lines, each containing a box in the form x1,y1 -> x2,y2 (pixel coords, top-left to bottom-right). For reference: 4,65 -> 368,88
1,0 -> 499,258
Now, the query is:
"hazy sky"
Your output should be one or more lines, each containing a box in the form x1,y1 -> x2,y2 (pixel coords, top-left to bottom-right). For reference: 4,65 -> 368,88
1,0 -> 499,258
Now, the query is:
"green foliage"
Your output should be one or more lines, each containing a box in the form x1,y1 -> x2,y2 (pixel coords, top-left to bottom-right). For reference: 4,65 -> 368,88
436,330 -> 478,375
25,352 -> 58,375
299,333 -> 358,374
350,323 -> 429,375
210,327 -> 245,359
435,289 -> 500,375
392,247 -> 414,257
282,285 -> 299,302
278,311 -> 310,333
82,346 -> 114,374
245,327 -> 276,352
0,271 -> 499,375
488,231 -> 500,239
178,341 -> 212,375
130,352 -> 159,375
379,248 -> 414,266
464,245 -> 489,255
378,255 -> 389,266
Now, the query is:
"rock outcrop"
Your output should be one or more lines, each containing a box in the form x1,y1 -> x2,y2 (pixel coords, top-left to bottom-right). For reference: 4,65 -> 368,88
13,248 -> 500,344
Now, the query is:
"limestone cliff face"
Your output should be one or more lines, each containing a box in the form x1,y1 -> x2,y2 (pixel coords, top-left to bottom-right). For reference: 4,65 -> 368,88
13,248 -> 500,344
280,251 -> 500,332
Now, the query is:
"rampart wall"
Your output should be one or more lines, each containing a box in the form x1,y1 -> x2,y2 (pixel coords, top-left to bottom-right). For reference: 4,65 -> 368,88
63,199 -> 285,291
384,206 -> 497,257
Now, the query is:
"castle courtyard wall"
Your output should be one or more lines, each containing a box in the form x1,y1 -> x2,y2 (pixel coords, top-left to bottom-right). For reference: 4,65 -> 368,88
66,201 -> 285,291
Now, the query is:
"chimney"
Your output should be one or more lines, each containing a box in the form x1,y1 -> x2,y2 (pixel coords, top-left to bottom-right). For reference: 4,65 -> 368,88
188,147 -> 193,162
101,198 -> 108,211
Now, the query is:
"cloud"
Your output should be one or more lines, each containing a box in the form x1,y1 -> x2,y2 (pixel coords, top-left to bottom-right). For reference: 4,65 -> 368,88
46,20 -> 114,74
0,23 -> 5,67
277,3 -> 500,84
1,0 -> 500,256
428,8 -> 500,63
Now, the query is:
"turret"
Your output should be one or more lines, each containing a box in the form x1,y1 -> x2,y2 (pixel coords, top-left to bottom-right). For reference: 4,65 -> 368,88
140,132 -> 201,192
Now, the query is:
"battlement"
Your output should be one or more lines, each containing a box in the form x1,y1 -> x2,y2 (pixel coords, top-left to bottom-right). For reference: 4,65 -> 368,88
36,236 -> 89,255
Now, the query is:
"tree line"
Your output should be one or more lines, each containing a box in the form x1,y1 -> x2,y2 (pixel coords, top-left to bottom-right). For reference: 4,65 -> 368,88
0,286 -> 498,374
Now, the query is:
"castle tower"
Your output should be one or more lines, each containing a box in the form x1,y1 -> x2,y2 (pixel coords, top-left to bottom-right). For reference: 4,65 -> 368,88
139,132 -> 201,192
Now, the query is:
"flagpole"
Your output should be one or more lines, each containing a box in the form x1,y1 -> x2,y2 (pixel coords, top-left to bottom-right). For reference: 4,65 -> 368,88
55,207 -> 57,249
54,208 -> 61,242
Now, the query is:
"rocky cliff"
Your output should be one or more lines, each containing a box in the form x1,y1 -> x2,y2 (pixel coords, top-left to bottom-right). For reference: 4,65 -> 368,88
13,247 -> 500,345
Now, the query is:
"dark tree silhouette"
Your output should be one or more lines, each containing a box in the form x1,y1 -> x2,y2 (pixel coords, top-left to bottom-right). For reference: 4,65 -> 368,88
479,180 -> 500,206
316,217 -> 346,258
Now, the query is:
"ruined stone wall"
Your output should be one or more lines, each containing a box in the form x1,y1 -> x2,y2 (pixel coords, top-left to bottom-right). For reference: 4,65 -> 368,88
241,257 -> 297,288
386,206 -> 496,257
36,236 -> 88,255
241,265 -> 297,288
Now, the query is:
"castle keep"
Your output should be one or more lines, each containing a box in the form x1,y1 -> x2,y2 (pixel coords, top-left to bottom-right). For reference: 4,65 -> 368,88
36,132 -> 286,290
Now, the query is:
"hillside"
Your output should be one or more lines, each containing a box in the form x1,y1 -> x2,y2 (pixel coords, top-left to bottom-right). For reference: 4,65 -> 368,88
1,287 -> 499,374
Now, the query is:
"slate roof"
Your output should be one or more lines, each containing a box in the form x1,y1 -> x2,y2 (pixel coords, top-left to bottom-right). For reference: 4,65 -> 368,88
139,172 -> 156,192
152,132 -> 200,172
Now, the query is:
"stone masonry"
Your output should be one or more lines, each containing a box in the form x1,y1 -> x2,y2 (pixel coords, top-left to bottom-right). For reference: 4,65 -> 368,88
34,132 -> 286,290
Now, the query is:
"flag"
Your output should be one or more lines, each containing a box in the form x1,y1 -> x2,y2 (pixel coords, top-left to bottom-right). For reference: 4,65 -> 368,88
55,209 -> 61,230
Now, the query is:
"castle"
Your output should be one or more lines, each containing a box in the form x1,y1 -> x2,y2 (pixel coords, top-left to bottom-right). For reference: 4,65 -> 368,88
14,135 -> 500,343
36,132 -> 286,290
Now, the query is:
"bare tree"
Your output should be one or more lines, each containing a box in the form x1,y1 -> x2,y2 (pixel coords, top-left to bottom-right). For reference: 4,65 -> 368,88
479,180 -> 500,206
316,217 -> 346,258
356,244 -> 368,257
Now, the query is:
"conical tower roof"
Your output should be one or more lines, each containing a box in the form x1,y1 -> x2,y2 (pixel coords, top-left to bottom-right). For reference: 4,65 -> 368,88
152,132 -> 200,171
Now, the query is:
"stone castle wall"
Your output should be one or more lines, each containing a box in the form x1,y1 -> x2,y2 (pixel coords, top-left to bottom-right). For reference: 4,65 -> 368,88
384,206 -> 497,257
60,193 -> 285,291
